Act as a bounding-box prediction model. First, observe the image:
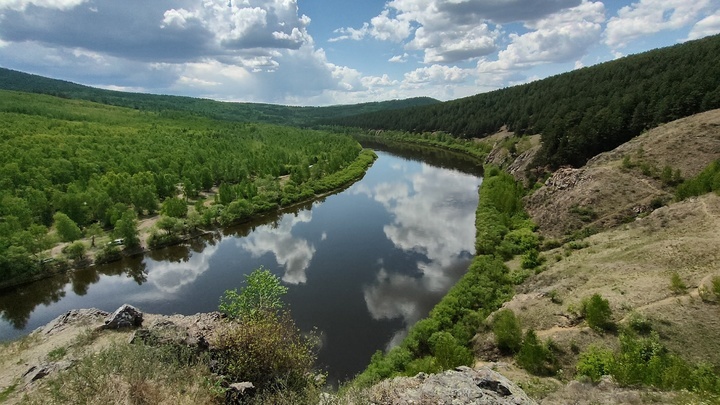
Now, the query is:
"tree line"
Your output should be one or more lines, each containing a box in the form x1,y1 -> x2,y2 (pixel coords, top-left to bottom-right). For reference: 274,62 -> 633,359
0,67 -> 438,127
326,34 -> 720,170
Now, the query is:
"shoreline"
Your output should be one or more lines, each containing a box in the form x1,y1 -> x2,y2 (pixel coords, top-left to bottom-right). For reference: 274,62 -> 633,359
0,150 -> 377,291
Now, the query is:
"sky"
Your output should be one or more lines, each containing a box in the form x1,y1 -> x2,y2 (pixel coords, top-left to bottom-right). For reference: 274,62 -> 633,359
0,0 -> 719,106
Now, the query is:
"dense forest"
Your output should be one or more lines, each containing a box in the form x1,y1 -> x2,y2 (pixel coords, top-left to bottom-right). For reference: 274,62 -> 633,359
0,68 -> 438,127
327,34 -> 720,169
0,90 -> 373,282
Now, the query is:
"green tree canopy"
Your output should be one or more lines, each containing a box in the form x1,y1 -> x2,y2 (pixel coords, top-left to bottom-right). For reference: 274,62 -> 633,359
53,212 -> 82,242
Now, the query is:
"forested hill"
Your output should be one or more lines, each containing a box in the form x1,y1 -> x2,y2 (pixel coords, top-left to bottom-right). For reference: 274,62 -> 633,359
327,34 -> 720,169
0,68 -> 438,126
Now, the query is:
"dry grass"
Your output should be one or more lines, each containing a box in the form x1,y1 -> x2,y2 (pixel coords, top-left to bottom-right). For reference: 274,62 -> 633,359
478,193 -> 720,403
526,109 -> 720,238
22,338 -> 220,405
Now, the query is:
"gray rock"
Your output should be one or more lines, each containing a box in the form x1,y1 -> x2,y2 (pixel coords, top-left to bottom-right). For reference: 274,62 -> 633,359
225,382 -> 255,404
39,308 -> 109,335
23,360 -> 73,384
129,319 -> 209,351
102,304 -> 143,330
369,365 -> 537,405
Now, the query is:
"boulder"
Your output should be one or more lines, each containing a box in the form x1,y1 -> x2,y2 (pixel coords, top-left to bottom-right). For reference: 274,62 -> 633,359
225,382 -> 255,404
369,365 -> 537,405
101,304 -> 143,330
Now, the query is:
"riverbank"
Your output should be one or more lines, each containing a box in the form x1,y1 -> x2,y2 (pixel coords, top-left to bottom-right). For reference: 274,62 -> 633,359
0,149 -> 377,291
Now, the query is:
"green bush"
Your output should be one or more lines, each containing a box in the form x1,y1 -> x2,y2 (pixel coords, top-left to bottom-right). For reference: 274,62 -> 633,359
669,272 -> 687,295
516,329 -> 557,376
581,294 -> 614,332
493,309 -> 522,354
404,356 -> 442,376
61,241 -> 86,261
576,331 -> 720,394
94,244 -> 122,264
576,345 -> 615,382
219,267 -> 288,321
428,331 -> 474,370
53,212 -> 82,242
212,312 -> 318,392
626,312 -> 652,335
713,276 -> 720,297
521,249 -> 544,270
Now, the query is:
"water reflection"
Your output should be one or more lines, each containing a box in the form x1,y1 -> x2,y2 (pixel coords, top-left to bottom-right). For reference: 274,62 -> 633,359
0,145 -> 483,384
146,244 -> 219,294
238,210 -> 316,284
0,256 -> 147,329
361,162 -> 481,348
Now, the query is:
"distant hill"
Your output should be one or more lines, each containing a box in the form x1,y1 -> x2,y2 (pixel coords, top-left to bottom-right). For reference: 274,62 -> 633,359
0,68 -> 439,127
327,34 -> 720,169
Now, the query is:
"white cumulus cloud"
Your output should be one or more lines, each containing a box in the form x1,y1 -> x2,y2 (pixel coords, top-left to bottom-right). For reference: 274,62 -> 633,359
0,0 -> 88,11
478,1 -> 604,72
687,11 -> 720,40
605,0 -> 714,48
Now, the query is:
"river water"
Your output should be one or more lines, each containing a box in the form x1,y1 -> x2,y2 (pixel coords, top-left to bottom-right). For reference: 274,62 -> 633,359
0,144 -> 483,384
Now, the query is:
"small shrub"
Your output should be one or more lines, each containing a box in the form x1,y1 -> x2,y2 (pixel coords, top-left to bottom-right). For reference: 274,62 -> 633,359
516,329 -> 557,376
669,272 -> 687,295
581,294 -> 614,332
212,313 -> 318,393
569,205 -> 598,223
576,345 -> 614,382
565,240 -> 590,251
404,356 -> 442,376
712,276 -> 720,297
94,244 -> 122,264
62,241 -> 86,262
541,239 -> 562,250
428,331 -> 473,370
521,249 -> 545,270
47,347 -> 67,361
219,267 -> 288,321
492,309 -> 522,354
627,312 -> 652,335
548,290 -> 563,305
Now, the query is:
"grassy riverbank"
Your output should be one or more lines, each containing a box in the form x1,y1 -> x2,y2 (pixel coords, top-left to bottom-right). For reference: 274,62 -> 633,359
353,165 -> 537,386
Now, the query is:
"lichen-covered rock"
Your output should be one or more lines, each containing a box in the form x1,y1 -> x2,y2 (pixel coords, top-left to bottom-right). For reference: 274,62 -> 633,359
101,304 -> 143,330
369,365 -> 537,404
39,308 -> 109,335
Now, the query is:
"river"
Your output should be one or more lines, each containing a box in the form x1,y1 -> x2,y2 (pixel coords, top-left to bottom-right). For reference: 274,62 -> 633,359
0,143 -> 483,384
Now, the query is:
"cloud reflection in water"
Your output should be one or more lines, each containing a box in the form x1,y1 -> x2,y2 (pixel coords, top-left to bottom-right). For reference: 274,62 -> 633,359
238,210 -> 316,284
363,163 -> 481,349
146,244 -> 220,294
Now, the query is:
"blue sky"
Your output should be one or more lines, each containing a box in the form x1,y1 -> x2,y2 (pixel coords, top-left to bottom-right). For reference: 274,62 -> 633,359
0,0 -> 718,106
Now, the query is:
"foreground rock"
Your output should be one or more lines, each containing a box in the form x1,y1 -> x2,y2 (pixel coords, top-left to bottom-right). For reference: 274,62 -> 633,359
368,365 -> 536,404
101,303 -> 143,330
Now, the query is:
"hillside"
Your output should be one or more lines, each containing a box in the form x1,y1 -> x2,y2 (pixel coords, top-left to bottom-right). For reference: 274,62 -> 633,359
526,109 -> 720,238
469,110 -> 720,403
327,34 -> 720,170
0,67 -> 439,126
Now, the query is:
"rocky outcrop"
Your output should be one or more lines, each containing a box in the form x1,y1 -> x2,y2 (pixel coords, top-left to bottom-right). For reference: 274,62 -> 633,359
128,311 -> 225,353
101,304 -> 143,330
368,366 -> 536,404
39,308 -> 109,335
